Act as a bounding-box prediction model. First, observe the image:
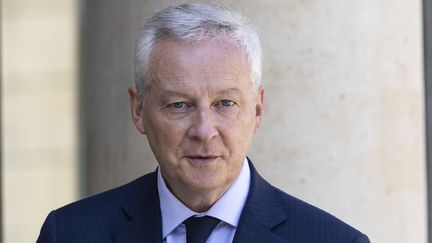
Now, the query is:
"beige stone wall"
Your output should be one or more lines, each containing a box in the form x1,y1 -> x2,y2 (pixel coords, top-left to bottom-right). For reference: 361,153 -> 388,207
2,0 -> 424,243
2,0 -> 78,242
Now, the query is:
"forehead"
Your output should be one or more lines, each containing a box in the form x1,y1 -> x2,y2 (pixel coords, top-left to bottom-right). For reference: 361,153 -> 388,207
145,38 -> 252,93
151,37 -> 246,65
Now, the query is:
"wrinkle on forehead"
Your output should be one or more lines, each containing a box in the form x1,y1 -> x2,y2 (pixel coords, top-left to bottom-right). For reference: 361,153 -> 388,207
144,37 -> 253,99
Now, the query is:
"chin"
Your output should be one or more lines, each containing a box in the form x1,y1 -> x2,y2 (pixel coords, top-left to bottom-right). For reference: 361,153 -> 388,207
187,174 -> 223,189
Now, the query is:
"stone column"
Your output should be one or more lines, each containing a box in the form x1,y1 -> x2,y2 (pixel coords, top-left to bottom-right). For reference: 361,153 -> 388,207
81,1 -> 426,242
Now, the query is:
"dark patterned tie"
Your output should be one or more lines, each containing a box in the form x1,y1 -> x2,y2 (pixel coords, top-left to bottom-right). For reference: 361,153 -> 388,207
183,216 -> 221,243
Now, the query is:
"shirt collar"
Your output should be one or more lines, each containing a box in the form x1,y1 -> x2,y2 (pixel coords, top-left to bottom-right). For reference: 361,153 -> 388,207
157,158 -> 251,238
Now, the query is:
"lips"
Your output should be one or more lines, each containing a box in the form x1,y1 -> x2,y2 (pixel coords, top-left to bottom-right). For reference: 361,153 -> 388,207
185,155 -> 219,165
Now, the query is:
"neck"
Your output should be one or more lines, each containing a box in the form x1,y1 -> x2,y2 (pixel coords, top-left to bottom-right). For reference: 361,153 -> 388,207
168,181 -> 233,212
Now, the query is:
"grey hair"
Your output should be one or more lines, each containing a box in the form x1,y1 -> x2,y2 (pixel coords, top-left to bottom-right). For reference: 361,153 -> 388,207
133,3 -> 262,100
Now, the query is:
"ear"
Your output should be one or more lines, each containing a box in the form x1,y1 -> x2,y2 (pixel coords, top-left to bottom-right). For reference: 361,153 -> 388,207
254,86 -> 264,132
128,85 -> 146,134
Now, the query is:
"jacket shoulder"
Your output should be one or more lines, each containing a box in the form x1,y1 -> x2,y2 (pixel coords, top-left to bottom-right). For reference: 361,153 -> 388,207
244,161 -> 370,243
37,172 -> 157,243
271,186 -> 369,242
57,172 -> 156,213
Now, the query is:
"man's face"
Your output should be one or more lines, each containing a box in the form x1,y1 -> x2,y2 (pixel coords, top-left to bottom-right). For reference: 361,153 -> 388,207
130,37 -> 264,198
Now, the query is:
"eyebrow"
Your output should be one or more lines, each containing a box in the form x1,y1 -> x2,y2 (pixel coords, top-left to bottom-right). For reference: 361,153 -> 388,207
157,90 -> 189,99
217,87 -> 242,95
143,85 -> 185,99
158,87 -> 243,98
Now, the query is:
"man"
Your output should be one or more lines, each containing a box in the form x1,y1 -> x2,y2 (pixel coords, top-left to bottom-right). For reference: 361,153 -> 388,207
37,3 -> 370,243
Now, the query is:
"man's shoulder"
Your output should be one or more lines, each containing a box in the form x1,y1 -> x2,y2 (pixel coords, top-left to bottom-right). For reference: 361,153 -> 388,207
57,171 -> 157,214
37,171 -> 158,243
245,162 -> 369,242
272,186 -> 361,229
269,183 -> 369,242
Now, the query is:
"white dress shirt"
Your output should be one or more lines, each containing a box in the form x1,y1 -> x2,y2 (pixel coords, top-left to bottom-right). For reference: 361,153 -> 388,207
157,158 -> 251,243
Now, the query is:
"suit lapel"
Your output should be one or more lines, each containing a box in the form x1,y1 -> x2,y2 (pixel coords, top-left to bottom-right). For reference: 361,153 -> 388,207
111,172 -> 163,243
110,161 -> 289,243
233,160 -> 289,243
233,209 -> 288,243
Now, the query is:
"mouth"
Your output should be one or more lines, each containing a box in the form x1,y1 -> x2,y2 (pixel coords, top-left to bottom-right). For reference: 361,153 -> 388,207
185,155 -> 219,165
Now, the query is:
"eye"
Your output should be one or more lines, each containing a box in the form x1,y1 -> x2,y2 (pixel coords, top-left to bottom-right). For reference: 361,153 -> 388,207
220,99 -> 235,107
171,102 -> 185,108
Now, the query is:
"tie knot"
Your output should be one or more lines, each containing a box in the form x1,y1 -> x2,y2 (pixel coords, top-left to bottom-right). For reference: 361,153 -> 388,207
183,216 -> 221,243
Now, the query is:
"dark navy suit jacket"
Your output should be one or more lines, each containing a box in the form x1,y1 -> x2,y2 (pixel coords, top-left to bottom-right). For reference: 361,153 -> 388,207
37,161 -> 370,243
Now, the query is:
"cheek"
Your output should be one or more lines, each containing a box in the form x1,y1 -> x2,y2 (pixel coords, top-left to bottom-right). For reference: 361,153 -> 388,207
238,110 -> 258,144
145,115 -> 191,152
219,111 -> 255,145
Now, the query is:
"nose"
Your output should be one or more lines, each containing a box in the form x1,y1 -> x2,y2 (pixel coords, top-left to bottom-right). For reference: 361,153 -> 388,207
187,107 -> 219,142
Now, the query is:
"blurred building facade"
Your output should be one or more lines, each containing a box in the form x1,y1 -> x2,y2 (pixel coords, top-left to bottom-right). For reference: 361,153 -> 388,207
2,0 -> 78,242
1,0 -> 427,242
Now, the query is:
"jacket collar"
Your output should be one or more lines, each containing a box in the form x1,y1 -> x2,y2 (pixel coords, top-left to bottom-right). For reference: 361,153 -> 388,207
112,159 -> 288,243
112,172 -> 163,243
233,159 -> 289,243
